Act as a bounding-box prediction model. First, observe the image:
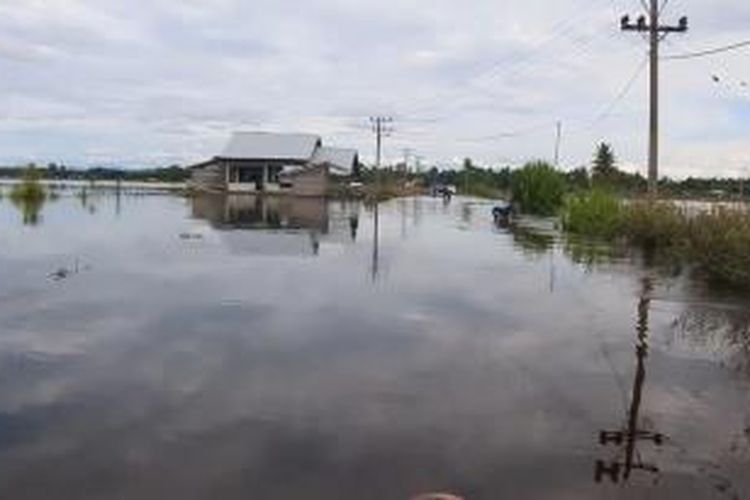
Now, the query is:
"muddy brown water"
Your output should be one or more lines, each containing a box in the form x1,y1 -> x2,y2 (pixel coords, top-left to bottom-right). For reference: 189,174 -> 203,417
0,193 -> 748,499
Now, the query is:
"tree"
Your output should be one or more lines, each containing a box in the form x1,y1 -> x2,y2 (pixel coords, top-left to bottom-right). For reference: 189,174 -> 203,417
566,167 -> 590,191
352,160 -> 362,179
592,143 -> 616,183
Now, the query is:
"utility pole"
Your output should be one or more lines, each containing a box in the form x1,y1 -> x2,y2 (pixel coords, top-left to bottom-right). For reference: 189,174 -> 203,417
554,121 -> 562,168
415,155 -> 424,174
369,116 -> 392,264
621,2 -> 688,197
370,116 -> 393,170
401,147 -> 414,173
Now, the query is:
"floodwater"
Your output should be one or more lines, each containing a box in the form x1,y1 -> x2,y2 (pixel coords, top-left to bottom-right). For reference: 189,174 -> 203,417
0,191 -> 749,500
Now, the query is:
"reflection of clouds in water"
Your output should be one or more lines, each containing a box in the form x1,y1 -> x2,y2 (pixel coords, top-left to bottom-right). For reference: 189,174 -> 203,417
0,298 -> 601,499
1,195 -> 749,499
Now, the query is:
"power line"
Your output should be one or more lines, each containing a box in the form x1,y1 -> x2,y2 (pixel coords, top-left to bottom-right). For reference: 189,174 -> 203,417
453,121 -> 558,144
663,39 -> 750,60
394,0 -> 623,119
586,53 -> 649,129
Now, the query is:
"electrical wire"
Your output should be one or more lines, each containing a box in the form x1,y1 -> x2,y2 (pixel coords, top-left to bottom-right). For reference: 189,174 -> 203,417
663,39 -> 750,60
392,0 -> 619,119
585,52 -> 648,129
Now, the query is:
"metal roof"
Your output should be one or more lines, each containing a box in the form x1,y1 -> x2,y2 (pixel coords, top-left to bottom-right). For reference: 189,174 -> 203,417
311,147 -> 358,173
219,132 -> 322,161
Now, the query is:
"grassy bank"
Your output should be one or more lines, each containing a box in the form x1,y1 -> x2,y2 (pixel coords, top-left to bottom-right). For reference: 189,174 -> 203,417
562,190 -> 750,288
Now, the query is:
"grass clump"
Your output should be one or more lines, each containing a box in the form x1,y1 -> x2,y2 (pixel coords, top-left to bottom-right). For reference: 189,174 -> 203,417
621,200 -> 688,250
689,208 -> 750,288
562,189 -> 623,238
8,165 -> 48,225
511,161 -> 566,216
9,165 -> 46,204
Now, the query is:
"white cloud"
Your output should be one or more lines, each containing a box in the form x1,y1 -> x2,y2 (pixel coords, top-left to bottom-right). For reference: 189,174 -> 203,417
0,0 -> 748,176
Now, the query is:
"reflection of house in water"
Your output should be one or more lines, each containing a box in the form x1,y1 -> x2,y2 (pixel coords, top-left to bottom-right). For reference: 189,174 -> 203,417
191,195 -> 357,256
595,277 -> 665,484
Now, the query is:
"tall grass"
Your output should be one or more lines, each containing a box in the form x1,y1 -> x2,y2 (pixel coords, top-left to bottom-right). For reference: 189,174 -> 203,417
511,161 -> 566,216
689,208 -> 750,287
622,200 -> 688,250
563,191 -> 750,288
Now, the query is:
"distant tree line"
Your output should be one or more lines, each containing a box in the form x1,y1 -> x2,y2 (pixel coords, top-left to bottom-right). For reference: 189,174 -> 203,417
0,163 -> 190,183
352,143 -> 749,201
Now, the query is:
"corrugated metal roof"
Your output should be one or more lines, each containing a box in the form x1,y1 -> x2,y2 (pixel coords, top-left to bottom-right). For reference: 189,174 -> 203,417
219,132 -> 321,161
311,147 -> 358,173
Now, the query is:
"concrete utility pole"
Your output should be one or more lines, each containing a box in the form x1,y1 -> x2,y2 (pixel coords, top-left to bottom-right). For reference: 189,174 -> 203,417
401,147 -> 414,173
621,2 -> 688,197
415,155 -> 424,174
370,116 -> 393,169
554,121 -> 562,168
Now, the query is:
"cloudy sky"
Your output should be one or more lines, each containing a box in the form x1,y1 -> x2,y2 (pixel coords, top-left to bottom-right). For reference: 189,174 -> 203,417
0,0 -> 748,177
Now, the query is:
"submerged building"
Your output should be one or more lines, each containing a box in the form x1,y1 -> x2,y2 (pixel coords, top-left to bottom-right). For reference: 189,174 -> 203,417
189,132 -> 358,196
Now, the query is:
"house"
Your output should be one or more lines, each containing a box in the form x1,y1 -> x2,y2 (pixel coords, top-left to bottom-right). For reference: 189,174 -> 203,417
189,132 -> 358,196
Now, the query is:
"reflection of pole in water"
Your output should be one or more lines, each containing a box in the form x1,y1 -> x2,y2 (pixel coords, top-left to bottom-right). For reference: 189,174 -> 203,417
549,248 -> 556,294
310,230 -> 320,256
596,277 -> 664,484
115,178 -> 122,217
371,203 -> 380,282
400,198 -> 407,239
349,214 -> 359,241
412,196 -> 421,228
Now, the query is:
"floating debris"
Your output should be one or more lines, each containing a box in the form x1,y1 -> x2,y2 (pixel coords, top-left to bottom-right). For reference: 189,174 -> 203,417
179,232 -> 203,240
48,268 -> 71,281
47,258 -> 90,282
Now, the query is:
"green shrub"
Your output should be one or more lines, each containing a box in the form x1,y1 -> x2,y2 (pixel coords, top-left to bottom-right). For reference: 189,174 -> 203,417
689,208 -> 750,288
562,189 -> 623,238
511,161 -> 566,216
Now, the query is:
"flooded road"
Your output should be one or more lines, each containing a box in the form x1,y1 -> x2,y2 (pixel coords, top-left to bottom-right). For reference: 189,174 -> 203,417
0,193 -> 749,499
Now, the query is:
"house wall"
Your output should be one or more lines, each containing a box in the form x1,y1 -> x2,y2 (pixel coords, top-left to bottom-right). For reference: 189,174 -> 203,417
191,159 -> 329,196
227,182 -> 258,193
190,161 -> 225,191
291,166 -> 329,197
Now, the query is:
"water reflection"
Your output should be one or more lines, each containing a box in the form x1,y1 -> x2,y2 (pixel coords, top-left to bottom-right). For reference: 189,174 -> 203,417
191,195 -> 357,256
509,221 -> 556,256
676,295 -> 750,375
349,213 -> 359,241
192,194 -> 329,232
10,195 -> 46,226
2,195 -> 749,499
564,236 -> 624,269
596,277 -> 665,484
370,202 -> 380,282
